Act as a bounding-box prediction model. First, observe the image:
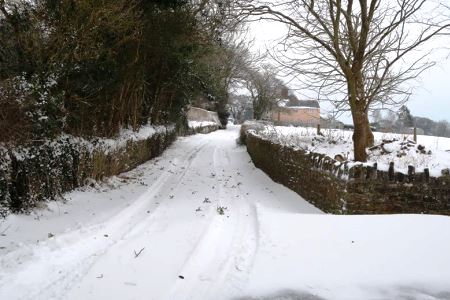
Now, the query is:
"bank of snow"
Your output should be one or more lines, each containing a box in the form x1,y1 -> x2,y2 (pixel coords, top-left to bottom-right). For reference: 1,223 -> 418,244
241,206 -> 450,300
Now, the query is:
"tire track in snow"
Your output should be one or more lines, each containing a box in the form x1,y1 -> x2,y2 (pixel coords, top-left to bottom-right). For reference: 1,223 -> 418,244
1,127 -> 318,300
65,139 -> 221,300
217,146 -> 261,295
165,143 -> 260,300
0,138 -> 209,300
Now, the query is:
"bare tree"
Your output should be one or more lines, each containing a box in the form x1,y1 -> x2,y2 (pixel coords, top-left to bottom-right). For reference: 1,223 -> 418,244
192,0 -> 244,38
191,0 -> 254,127
243,64 -> 283,120
238,0 -> 450,161
228,93 -> 251,123
213,34 -> 257,126
435,120 -> 450,137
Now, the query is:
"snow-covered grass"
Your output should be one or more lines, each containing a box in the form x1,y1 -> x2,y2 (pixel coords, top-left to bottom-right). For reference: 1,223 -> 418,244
254,125 -> 450,177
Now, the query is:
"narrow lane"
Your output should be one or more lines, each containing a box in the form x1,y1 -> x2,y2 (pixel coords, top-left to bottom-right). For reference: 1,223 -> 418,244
0,126 -> 321,300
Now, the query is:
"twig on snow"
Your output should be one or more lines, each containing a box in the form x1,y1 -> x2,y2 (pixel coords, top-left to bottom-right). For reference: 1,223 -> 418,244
134,247 -> 145,258
0,224 -> 11,236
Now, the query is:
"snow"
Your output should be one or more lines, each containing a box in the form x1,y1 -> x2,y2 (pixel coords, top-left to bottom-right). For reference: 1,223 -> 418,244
188,120 -> 219,129
0,124 -> 174,161
276,99 -> 289,107
86,124 -> 173,154
285,106 -> 319,110
254,125 -> 450,177
241,209 -> 450,300
1,126 -> 450,300
275,98 -> 319,110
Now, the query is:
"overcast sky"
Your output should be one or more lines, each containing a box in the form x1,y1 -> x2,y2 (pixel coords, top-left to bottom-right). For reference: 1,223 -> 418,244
248,17 -> 450,124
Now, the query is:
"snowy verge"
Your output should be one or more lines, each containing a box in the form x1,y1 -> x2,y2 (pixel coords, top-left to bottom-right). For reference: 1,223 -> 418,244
241,205 -> 450,300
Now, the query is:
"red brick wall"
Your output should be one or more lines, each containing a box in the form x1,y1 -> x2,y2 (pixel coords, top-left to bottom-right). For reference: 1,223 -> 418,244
272,107 -> 320,126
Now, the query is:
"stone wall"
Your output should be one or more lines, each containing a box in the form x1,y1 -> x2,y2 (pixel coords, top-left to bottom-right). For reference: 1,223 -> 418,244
187,124 -> 220,135
185,106 -> 221,135
187,107 -> 221,125
245,132 -> 450,215
0,127 -> 177,216
0,117 -> 222,216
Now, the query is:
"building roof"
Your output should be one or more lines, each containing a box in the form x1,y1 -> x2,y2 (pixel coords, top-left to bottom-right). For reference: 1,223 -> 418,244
294,100 -> 320,108
277,94 -> 320,109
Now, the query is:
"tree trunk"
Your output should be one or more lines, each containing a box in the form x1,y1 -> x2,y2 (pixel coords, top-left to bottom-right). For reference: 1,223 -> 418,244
364,114 -> 374,147
348,73 -> 372,161
352,109 -> 368,162
348,75 -> 369,162
253,99 -> 262,120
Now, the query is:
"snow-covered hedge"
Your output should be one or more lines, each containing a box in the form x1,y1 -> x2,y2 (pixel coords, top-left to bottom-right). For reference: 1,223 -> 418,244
0,125 -> 176,217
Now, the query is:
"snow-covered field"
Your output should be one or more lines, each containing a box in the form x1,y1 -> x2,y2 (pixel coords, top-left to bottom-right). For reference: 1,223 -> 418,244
1,126 -> 450,300
255,125 -> 450,177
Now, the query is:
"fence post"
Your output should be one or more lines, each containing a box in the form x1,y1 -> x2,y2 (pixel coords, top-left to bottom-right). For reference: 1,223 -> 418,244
408,165 -> 415,183
317,124 -> 321,135
413,127 -> 417,143
388,162 -> 395,181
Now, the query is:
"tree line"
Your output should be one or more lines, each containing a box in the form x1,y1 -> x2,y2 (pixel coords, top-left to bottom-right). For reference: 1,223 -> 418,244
2,0 -> 449,163
373,106 -> 450,138
0,0 -> 243,145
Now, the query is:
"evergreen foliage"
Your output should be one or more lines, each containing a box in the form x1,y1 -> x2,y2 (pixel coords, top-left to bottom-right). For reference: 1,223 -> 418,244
0,0 -> 236,144
397,105 -> 414,128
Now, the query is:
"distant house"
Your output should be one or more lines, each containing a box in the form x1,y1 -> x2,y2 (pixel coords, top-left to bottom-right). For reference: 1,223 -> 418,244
271,88 -> 320,127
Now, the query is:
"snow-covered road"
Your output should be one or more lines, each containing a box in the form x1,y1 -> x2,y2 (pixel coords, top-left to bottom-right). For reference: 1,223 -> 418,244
1,126 -> 450,300
0,126 -> 319,300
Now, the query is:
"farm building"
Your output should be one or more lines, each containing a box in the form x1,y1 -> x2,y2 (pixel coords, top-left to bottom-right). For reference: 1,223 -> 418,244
271,88 -> 320,127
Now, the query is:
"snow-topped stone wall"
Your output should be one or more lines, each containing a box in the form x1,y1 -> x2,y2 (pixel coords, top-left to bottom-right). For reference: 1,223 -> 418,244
244,131 -> 450,215
187,107 -> 221,124
0,126 -> 177,216
186,107 -> 221,135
